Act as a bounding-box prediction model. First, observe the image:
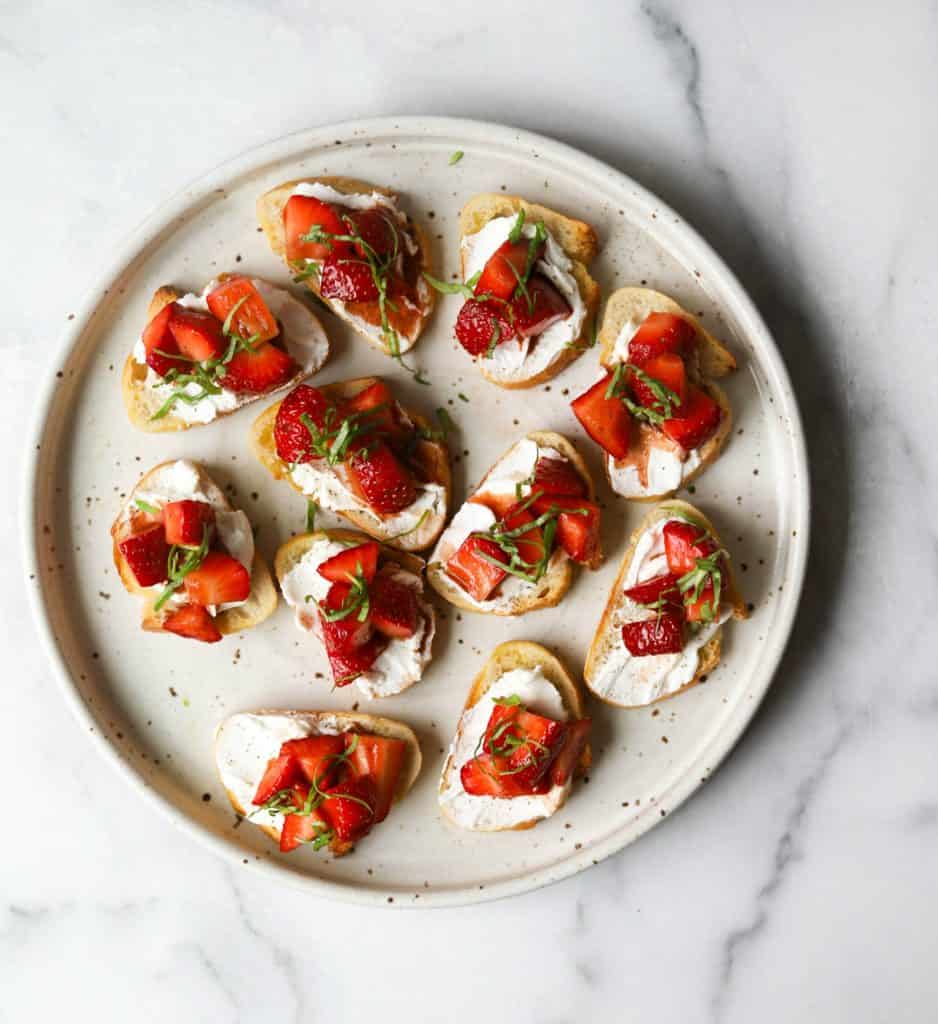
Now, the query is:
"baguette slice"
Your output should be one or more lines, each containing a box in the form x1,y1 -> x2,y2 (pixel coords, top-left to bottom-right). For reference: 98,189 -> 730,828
426,430 -> 599,616
257,176 -> 435,356
584,499 -> 747,708
438,641 -> 591,832
598,287 -> 736,500
458,193 -> 600,389
215,709 -> 422,856
250,376 -> 450,552
123,275 -> 330,433
111,460 -> 277,636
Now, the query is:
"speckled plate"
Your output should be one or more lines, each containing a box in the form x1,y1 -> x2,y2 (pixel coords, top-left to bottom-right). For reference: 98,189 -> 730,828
24,117 -> 808,907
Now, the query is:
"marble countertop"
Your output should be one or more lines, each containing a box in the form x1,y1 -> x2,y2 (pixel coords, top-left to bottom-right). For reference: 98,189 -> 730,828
5,1 -> 936,1020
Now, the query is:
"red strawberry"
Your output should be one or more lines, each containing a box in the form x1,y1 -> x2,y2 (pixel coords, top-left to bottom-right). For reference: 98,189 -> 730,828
163,603 -> 222,643
549,718 -> 591,787
509,274 -> 571,338
168,307 -> 225,362
630,352 -> 687,409
280,735 -> 346,790
628,312 -> 697,366
346,734 -> 406,822
319,580 -> 374,653
319,257 -> 379,302
221,341 -> 297,394
118,525 -> 169,587
460,754 -> 550,798
621,614 -> 684,656
475,238 -> 540,301
570,372 -> 632,460
206,276 -> 279,342
662,520 -> 717,575
346,442 -> 416,514
317,542 -> 380,585
624,572 -> 683,610
369,572 -> 419,639
284,194 -> 353,263
486,706 -> 567,791
142,303 -> 188,378
532,457 -> 586,499
278,784 -> 331,852
162,500 -> 214,547
183,551 -> 251,606
531,496 -> 601,565
347,207 -> 398,259
252,754 -> 300,805
494,499 -> 547,568
321,774 -> 377,842
661,387 -> 722,451
685,580 -> 719,622
341,380 -> 408,444
326,634 -> 388,687
445,535 -> 507,602
274,385 -> 332,464
454,298 -> 515,356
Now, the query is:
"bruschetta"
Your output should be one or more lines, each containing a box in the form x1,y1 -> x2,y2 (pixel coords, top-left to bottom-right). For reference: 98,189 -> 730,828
274,530 -> 436,698
570,287 -> 736,500
425,193 -> 599,388
427,431 -> 601,615
584,500 -> 747,707
438,642 -> 591,832
257,177 -> 435,362
111,460 -> 277,643
216,710 -> 421,856
251,376 -> 450,552
124,273 -> 330,432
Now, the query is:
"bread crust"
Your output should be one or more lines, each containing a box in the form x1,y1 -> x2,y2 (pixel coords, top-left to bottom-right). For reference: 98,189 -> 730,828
256,177 -> 435,356
426,430 -> 599,616
439,641 -> 591,832
583,499 -> 747,708
457,193 -> 600,389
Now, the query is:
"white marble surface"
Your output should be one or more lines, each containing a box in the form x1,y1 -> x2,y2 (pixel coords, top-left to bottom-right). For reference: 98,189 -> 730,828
4,1 -> 937,1020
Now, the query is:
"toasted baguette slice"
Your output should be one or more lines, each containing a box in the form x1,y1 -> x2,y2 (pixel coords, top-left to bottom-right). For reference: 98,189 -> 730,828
123,275 -> 330,433
598,287 -> 736,500
584,499 -> 747,708
257,176 -> 435,356
439,641 -> 591,832
427,430 -> 598,616
250,376 -> 450,552
458,193 -> 600,389
111,460 -> 277,637
215,709 -> 421,856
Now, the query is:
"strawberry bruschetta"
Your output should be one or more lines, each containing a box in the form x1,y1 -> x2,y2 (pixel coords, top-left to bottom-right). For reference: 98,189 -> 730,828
111,460 -> 277,643
216,710 -> 421,855
570,287 -> 736,500
251,376 -> 450,552
439,642 -> 591,832
584,500 -> 747,707
426,194 -> 599,388
274,530 -> 436,697
124,274 -> 330,432
427,432 -> 601,614
257,177 -> 434,362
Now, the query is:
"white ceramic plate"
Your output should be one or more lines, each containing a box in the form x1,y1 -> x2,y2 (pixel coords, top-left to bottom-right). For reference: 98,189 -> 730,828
24,117 -> 808,907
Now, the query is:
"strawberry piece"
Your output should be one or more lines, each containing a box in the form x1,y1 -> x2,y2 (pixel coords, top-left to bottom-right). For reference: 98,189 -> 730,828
326,634 -> 388,687
162,500 -> 214,547
206,276 -> 278,342
280,735 -> 346,790
278,784 -> 331,852
509,274 -> 571,338
532,457 -> 586,499
475,238 -> 540,301
550,718 -> 591,787
321,775 -> 377,842
570,372 -> 632,460
460,754 -> 550,798
531,496 -> 601,565
624,572 -> 683,610
252,754 -> 300,805
347,207 -> 398,259
662,520 -> 717,575
284,194 -> 353,263
142,302 -> 187,378
498,708 -> 567,790
685,580 -> 719,622
445,534 -> 507,602
454,298 -> 515,356
183,551 -> 251,606
341,380 -> 408,444
369,571 -> 419,639
661,387 -> 722,451
221,340 -> 297,394
631,352 -> 687,409
628,312 -> 697,367
163,603 -> 222,643
274,385 -> 332,464
346,442 -> 416,515
319,580 -> 374,652
622,614 -> 684,657
168,307 -> 225,362
118,525 -> 169,587
496,500 -> 547,568
347,734 -> 406,822
318,542 -> 380,585
319,257 -> 379,302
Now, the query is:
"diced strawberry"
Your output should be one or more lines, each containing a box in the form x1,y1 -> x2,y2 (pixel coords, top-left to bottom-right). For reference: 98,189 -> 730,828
221,341 -> 297,394
662,520 -> 717,575
319,580 -> 374,652
500,708 -> 567,790
318,542 -> 380,585
278,784 -> 331,852
630,352 -> 687,409
628,312 -> 697,366
475,238 -> 539,301
168,307 -> 225,362
532,457 -> 586,499
326,634 -> 388,687
321,775 -> 377,842
570,372 -> 632,460
661,387 -> 722,451
460,754 -> 550,798
346,442 -> 416,515
183,551 -> 251,606
162,500 -> 214,547
445,534 -> 507,602
622,614 -> 684,656
341,380 -> 408,443
319,257 -> 379,302
252,754 -> 300,805
284,194 -> 353,263
509,274 -> 571,338
625,572 -> 683,610
280,735 -> 346,790
347,207 -> 398,259
274,385 -> 332,465
369,572 -> 419,639
550,718 -> 591,787
454,298 -> 515,356
118,525 -> 169,587
531,496 -> 601,565
495,500 -> 547,568
206,276 -> 279,342
685,580 -> 719,622
347,734 -> 406,822
142,303 -> 187,378
163,603 -> 222,643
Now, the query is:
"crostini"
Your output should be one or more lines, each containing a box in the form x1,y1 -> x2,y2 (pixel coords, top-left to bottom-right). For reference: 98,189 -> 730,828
570,287 -> 736,500
425,194 -> 599,388
111,460 -> 277,643
584,500 -> 747,707
257,177 -> 434,362
274,530 -> 436,698
216,710 -> 421,855
251,376 -> 450,552
124,273 -> 330,432
438,642 -> 591,832
427,431 -> 601,615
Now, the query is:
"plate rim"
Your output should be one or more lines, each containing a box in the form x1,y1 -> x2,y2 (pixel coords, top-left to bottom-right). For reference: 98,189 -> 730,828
23,115 -> 810,908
